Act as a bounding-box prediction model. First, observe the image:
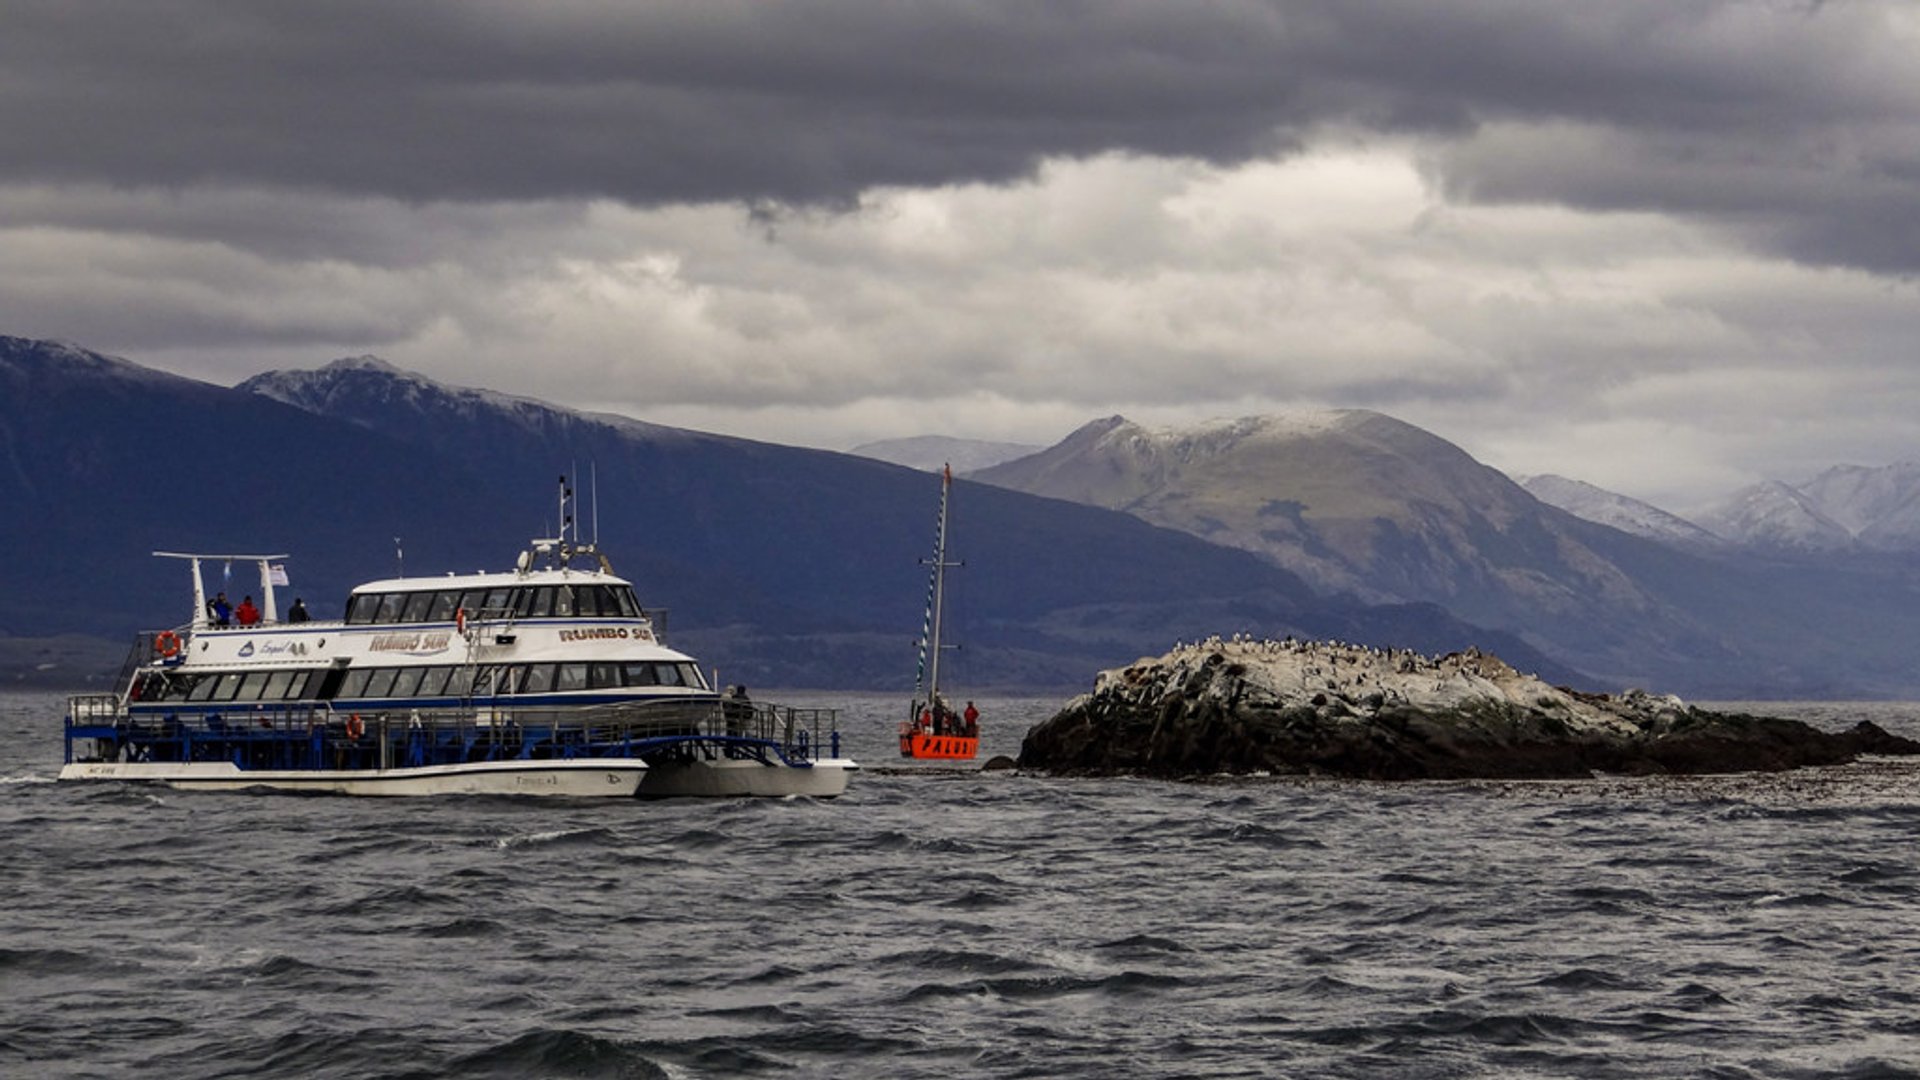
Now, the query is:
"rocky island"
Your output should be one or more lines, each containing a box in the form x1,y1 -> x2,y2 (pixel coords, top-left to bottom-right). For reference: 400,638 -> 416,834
1018,638 -> 1920,780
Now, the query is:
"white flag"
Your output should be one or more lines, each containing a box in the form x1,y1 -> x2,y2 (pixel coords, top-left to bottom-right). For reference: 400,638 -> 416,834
269,563 -> 290,587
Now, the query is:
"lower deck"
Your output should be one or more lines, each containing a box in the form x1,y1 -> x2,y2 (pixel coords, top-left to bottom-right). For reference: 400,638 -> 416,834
64,694 -> 852,796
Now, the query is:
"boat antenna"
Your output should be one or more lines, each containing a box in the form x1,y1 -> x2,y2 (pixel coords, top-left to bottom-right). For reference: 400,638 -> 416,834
394,536 -> 403,579
591,461 -> 600,546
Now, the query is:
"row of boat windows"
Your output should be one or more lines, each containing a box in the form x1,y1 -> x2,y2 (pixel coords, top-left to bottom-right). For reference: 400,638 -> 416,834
344,584 -> 642,625
131,661 -> 708,705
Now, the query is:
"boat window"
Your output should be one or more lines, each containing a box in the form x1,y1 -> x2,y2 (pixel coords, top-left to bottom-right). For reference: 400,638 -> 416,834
363,669 -> 398,698
556,663 -> 589,691
415,667 -> 451,697
391,667 -> 425,697
185,675 -> 219,702
492,665 -> 524,694
621,662 -> 657,686
589,662 -> 620,689
211,672 -> 246,701
346,594 -> 382,624
575,587 -> 602,617
613,587 -> 641,617
676,663 -> 706,690
427,591 -> 460,622
508,587 -> 532,618
401,592 -> 434,623
521,664 -> 555,694
444,667 -> 474,698
236,672 -> 272,701
525,587 -> 553,618
374,593 -> 407,624
337,669 -> 372,699
160,674 -> 196,701
554,586 -> 576,617
654,663 -> 683,687
482,587 -> 513,614
469,665 -> 501,697
260,671 -> 295,700
459,589 -> 489,618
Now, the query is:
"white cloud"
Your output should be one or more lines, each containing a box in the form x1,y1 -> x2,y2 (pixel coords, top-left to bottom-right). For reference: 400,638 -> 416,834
5,135 -> 1919,512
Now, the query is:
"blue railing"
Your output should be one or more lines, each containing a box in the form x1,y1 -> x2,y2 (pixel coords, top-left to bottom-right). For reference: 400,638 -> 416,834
64,696 -> 840,771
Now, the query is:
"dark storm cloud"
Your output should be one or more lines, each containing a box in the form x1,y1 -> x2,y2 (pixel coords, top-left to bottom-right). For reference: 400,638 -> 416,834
1,0 -> 1311,203
5,1 -> 1914,270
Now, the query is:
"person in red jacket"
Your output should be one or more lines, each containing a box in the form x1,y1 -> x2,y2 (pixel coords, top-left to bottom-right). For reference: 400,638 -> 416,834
235,595 -> 261,626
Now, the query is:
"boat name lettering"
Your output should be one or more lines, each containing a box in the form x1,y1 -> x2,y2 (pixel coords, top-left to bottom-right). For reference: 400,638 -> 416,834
558,628 -> 630,642
370,632 -> 452,653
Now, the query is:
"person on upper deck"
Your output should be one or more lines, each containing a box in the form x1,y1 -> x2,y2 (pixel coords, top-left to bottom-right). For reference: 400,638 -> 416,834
235,596 -> 261,626
209,592 -> 232,627
287,598 -> 310,623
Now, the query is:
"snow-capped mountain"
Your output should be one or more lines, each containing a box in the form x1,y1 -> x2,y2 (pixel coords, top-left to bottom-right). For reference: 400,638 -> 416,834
237,356 -> 686,447
1799,463 -> 1920,550
1694,480 -> 1858,554
1518,474 -> 1724,551
970,411 -> 1743,689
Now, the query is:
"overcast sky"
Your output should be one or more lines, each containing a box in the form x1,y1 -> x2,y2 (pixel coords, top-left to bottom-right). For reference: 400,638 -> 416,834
5,0 -> 1918,511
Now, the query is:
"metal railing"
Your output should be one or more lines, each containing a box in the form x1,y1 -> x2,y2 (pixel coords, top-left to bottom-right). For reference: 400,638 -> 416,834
64,695 -> 841,770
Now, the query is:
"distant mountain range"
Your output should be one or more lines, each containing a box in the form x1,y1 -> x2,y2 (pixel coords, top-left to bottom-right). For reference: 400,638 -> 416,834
1517,475 -> 1726,552
850,434 -> 1041,473
13,332 -> 1920,697
0,335 -> 1566,692
970,413 -> 1920,698
1521,463 -> 1920,556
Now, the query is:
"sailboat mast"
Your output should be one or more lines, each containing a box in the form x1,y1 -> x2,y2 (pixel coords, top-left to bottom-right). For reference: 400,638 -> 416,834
927,464 -> 952,700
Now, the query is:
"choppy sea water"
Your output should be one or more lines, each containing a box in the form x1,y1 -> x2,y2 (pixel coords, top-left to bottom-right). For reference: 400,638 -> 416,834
7,689 -> 1920,1079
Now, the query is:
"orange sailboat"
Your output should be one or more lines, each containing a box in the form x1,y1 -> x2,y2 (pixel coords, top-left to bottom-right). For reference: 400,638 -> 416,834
901,465 -> 978,760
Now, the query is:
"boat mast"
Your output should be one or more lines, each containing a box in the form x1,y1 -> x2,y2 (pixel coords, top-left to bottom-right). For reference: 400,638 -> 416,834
916,465 -> 957,704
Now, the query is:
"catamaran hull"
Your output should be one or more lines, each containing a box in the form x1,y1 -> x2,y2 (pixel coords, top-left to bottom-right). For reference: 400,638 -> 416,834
637,757 -> 858,798
57,759 -> 646,797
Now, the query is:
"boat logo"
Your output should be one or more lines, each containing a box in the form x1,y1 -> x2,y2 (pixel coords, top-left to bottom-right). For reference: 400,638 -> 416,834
370,631 -> 453,655
559,627 -> 632,642
237,642 -> 255,658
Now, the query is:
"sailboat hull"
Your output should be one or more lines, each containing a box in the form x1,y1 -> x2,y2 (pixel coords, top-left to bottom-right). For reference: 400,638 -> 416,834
898,729 -> 978,760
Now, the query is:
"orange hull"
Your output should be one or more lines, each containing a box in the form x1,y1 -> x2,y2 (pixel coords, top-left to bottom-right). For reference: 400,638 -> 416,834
899,729 -> 978,760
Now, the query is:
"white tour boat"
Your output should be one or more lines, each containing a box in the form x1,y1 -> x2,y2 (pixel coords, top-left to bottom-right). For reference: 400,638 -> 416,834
60,485 -> 857,798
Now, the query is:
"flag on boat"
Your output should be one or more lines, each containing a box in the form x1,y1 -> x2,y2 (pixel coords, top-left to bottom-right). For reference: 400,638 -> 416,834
269,563 -> 290,587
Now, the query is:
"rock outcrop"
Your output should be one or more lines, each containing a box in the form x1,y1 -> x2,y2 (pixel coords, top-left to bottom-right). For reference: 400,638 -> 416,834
1019,638 -> 1920,780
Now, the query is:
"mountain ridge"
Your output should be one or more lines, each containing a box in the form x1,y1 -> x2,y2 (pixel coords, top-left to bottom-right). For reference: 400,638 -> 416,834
2,334 -> 1576,691
972,411 -> 1920,697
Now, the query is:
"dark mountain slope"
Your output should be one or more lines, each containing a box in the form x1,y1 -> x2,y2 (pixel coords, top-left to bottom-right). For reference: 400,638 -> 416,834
234,358 -> 1579,687
0,339 -> 495,634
